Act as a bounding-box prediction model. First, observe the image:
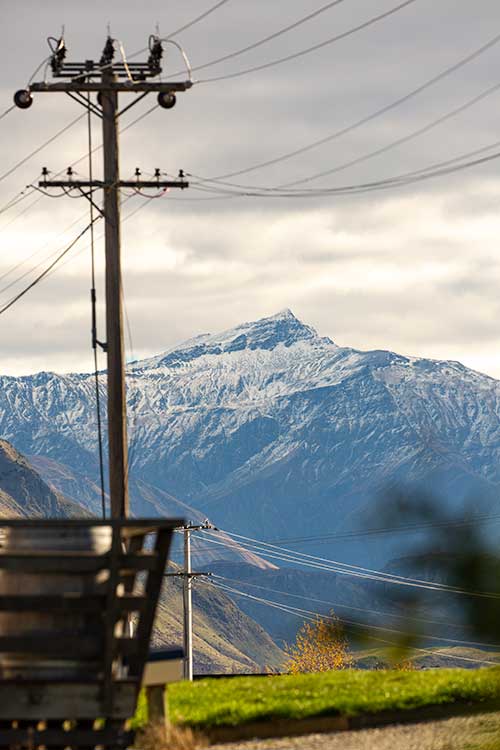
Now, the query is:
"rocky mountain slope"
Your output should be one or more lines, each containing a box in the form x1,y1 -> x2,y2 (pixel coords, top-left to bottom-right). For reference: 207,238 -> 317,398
154,566 -> 284,674
0,441 -> 283,672
0,439 -> 86,518
1,310 -> 500,566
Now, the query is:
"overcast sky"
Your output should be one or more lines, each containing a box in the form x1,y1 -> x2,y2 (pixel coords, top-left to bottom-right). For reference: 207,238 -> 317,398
1,0 -> 500,377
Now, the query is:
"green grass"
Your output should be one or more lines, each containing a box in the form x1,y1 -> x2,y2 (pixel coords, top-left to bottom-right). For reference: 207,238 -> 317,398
166,668 -> 500,730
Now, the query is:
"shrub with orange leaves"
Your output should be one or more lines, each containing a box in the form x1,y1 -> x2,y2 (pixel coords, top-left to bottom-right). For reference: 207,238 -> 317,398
283,610 -> 353,674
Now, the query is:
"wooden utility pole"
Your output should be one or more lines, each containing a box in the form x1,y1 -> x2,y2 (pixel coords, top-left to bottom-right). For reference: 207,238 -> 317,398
165,521 -> 217,679
15,35 -> 191,519
183,526 -> 193,681
101,69 -> 128,518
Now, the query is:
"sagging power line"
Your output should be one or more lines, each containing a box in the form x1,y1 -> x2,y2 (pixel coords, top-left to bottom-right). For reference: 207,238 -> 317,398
196,0 -> 420,83
200,28 -> 500,182
200,529 -> 500,599
208,580 -> 500,666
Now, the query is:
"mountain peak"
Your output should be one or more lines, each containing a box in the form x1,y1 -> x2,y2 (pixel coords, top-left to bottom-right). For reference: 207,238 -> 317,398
269,308 -> 296,321
234,310 -> 318,350
143,311 -> 334,370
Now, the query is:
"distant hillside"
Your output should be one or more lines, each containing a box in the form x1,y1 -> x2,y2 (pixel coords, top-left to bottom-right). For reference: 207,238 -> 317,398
0,439 -> 87,518
354,646 -> 500,670
0,441 -> 283,672
31,454 -> 275,570
153,564 -> 284,674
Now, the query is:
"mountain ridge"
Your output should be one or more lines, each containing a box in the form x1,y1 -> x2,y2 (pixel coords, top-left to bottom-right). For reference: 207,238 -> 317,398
1,310 -> 499,568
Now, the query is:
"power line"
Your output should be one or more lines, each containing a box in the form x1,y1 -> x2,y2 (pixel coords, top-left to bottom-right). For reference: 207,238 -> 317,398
217,530 -> 478,589
201,535 -> 456,592
0,98 -> 155,237
0,102 -> 159,291
211,574 -> 473,630
0,213 -> 92,302
170,132 -> 500,201
0,104 -> 15,123
200,29 -> 500,181
240,509 -> 500,546
281,84 -> 500,188
213,580 -> 500,649
40,194 -> 146,282
190,143 -> 500,198
199,79 -> 500,192
179,0 -> 348,77
0,188 -> 32,218
163,0 -> 233,39
201,532 -> 500,599
208,580 -> 500,664
0,113 -> 85,187
196,0 -> 420,83
0,221 -> 97,317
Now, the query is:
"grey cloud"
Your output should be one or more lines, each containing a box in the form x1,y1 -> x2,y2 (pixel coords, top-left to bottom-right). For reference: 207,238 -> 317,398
1,0 -> 500,375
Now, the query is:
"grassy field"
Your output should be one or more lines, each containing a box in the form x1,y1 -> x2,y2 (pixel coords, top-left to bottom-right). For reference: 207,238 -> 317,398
164,668 -> 500,730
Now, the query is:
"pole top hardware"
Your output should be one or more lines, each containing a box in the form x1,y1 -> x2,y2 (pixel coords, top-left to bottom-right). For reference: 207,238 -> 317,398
54,35 -> 166,82
14,34 -> 192,110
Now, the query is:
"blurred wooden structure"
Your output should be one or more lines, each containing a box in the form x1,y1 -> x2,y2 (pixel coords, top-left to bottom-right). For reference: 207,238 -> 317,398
143,647 -> 184,725
0,518 -> 181,749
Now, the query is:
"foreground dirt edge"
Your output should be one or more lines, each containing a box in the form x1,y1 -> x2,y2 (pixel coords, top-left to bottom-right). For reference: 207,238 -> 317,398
186,699 -> 500,744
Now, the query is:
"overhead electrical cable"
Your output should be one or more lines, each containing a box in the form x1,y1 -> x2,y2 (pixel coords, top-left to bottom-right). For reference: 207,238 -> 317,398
0,188 -> 34,218
0,221 -> 97,317
0,104 -> 15,123
195,0 -> 420,83
211,574 -> 473,630
208,581 -> 500,664
161,0 -> 233,39
200,535 -> 461,593
175,0 -> 349,76
263,510 -> 500,545
279,86 -> 500,188
213,580 -> 500,649
0,99 -> 157,278
41,195 -> 149,281
189,143 -> 500,198
214,529 -> 485,588
196,79 -> 500,192
201,533 -> 500,599
199,29 -> 500,181
0,112 -> 85,187
173,136 -> 500,203
0,208 -> 94,291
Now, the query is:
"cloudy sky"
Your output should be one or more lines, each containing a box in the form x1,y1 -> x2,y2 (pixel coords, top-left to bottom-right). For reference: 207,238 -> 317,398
1,0 -> 500,377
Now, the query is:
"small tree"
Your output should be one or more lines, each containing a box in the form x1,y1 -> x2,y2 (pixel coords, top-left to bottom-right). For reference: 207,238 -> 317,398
283,610 -> 353,674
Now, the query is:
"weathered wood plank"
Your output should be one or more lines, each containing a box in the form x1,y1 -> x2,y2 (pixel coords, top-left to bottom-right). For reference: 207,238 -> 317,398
0,681 -> 136,719
0,594 -> 147,612
0,551 -> 157,573
0,518 -> 183,532
0,636 -> 102,657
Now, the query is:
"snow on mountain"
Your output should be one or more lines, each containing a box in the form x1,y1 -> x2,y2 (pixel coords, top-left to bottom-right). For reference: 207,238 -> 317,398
1,309 -> 500,564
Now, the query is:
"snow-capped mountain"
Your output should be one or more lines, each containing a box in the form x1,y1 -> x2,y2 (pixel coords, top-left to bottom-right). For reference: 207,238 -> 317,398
1,309 -> 500,564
